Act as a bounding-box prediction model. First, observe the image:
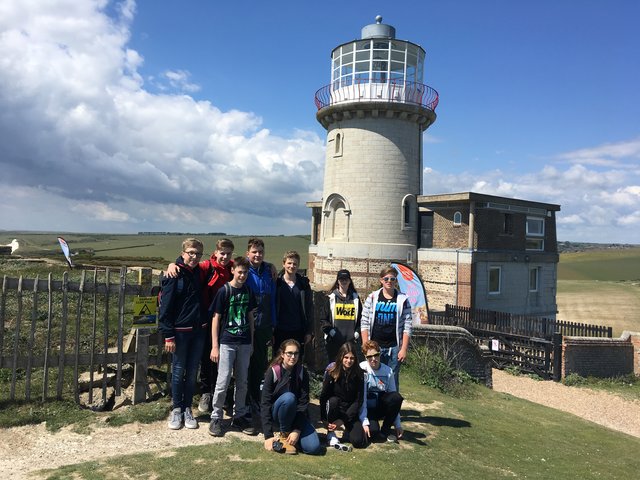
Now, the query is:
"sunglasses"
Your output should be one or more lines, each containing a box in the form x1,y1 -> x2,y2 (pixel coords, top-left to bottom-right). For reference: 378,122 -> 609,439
333,443 -> 353,452
284,351 -> 300,357
382,276 -> 396,282
365,353 -> 381,359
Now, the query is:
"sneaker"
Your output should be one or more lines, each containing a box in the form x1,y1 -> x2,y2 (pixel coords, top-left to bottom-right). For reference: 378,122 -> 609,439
184,407 -> 198,429
167,407 -> 182,430
232,416 -> 257,435
208,418 -> 224,437
327,431 -> 339,447
198,393 -> 211,413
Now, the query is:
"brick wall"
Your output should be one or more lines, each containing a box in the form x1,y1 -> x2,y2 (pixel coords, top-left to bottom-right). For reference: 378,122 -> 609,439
432,209 -> 470,249
562,335 -> 636,378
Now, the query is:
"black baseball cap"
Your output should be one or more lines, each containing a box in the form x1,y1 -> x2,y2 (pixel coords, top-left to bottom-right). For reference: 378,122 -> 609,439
337,269 -> 351,280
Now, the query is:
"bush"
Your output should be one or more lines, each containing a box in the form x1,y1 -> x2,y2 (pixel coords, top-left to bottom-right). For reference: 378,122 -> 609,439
406,344 -> 476,398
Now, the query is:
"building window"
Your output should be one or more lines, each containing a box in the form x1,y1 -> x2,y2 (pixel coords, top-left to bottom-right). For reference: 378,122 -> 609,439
526,217 -> 544,236
489,266 -> 501,294
453,211 -> 462,226
401,194 -> 416,231
526,216 -> 545,251
503,213 -> 513,234
529,267 -> 540,292
333,131 -> 343,157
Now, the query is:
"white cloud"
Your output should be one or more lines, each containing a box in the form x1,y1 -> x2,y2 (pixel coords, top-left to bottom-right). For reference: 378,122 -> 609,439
0,0 -> 325,235
423,138 -> 640,243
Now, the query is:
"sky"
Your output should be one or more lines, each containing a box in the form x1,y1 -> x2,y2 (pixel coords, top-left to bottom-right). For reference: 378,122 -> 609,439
0,0 -> 638,243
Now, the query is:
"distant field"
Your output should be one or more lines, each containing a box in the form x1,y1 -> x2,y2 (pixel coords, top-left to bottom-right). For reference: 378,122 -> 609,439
558,247 -> 640,281
557,247 -> 640,335
0,232 -> 311,270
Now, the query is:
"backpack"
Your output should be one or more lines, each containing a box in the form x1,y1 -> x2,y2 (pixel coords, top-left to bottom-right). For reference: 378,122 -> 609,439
260,362 -> 304,393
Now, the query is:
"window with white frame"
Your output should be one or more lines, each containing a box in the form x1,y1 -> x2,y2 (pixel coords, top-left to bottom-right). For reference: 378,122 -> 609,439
526,217 -> 545,251
529,267 -> 540,292
489,266 -> 501,294
453,211 -> 462,226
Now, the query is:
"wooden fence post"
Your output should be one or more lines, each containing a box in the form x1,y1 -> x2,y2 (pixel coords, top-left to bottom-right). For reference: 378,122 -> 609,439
552,332 -> 563,381
133,268 -> 153,404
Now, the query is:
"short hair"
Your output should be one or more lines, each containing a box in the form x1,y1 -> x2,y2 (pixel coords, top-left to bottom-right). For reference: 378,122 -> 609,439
216,238 -> 234,251
362,340 -> 381,355
247,237 -> 264,251
379,266 -> 396,278
232,256 -> 251,270
182,238 -> 203,252
282,250 -> 300,264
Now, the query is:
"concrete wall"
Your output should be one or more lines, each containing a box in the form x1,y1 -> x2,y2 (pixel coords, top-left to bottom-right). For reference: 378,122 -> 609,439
411,325 -> 493,387
562,332 -> 640,378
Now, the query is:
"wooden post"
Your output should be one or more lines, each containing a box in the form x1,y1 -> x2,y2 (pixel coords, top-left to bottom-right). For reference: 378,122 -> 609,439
133,268 -> 153,404
552,332 -> 563,382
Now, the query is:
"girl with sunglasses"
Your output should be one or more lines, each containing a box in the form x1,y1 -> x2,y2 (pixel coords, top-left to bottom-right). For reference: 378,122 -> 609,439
319,342 -> 367,450
360,340 -> 403,442
260,339 -> 321,455
360,266 -> 413,389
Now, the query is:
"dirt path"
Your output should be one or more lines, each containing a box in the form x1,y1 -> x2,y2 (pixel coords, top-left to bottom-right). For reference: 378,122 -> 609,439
492,368 -> 640,438
2,375 -> 640,479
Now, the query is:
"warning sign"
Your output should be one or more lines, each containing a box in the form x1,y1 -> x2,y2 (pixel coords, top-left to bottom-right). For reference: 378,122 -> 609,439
132,296 -> 158,328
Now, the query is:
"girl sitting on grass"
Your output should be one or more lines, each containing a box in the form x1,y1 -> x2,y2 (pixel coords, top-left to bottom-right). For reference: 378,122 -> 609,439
320,342 -> 367,450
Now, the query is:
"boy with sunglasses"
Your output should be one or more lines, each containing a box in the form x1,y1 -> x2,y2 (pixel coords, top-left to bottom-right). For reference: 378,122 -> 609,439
359,340 -> 403,442
360,266 -> 412,389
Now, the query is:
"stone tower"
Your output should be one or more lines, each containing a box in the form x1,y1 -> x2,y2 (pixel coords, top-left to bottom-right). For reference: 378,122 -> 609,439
308,16 -> 439,288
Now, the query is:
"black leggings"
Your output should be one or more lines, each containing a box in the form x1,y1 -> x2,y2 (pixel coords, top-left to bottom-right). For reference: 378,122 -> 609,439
367,391 -> 403,435
325,396 -> 367,448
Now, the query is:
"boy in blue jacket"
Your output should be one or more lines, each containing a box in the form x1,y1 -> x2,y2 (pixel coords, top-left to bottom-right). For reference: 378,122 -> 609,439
158,238 -> 206,430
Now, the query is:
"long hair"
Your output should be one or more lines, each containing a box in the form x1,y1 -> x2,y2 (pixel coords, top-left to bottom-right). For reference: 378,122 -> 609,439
269,338 -> 302,369
327,342 -> 363,381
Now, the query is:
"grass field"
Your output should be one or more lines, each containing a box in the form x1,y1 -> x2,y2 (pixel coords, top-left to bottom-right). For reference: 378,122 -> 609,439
32,370 -> 640,480
557,247 -> 640,335
0,232 -> 311,270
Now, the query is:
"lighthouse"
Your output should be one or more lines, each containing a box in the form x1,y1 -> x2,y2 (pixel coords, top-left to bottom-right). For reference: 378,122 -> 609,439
307,16 -> 439,288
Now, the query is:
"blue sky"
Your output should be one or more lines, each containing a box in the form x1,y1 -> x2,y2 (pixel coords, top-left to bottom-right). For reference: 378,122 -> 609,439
0,0 -> 638,243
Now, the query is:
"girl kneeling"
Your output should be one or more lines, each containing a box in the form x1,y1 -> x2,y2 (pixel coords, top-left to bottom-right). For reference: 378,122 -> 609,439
261,339 -> 321,455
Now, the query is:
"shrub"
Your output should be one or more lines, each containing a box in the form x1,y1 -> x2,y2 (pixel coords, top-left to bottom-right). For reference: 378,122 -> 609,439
407,344 -> 476,398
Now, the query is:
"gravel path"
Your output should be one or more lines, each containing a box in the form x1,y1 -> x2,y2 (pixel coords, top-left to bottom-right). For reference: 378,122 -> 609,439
492,368 -> 640,438
2,374 -> 639,479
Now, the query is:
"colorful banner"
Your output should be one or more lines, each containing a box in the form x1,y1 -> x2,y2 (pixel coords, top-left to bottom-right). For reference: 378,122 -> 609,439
391,262 -> 429,325
57,236 -> 73,268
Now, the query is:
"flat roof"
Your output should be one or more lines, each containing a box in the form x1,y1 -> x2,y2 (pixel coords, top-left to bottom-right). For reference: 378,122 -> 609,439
418,192 -> 561,211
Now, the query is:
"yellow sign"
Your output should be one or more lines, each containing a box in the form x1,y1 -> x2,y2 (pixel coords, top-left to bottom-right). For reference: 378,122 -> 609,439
132,296 -> 158,328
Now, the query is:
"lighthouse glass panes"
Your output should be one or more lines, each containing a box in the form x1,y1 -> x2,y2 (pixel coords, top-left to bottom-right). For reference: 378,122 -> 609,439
332,39 -> 425,88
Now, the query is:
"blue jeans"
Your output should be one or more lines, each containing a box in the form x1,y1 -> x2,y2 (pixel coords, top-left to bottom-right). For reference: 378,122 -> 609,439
380,345 -> 401,390
171,330 -> 206,411
272,392 -> 321,454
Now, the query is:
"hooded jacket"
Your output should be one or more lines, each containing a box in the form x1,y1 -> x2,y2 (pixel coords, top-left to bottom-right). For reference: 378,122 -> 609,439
360,288 -> 412,348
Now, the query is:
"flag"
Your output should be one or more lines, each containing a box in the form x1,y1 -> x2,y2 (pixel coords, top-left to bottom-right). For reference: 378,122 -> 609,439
391,262 -> 429,325
57,236 -> 73,268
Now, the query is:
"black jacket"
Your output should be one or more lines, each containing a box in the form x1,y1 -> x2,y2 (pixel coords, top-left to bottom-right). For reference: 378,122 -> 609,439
319,367 -> 364,421
275,273 -> 314,335
158,257 -> 205,341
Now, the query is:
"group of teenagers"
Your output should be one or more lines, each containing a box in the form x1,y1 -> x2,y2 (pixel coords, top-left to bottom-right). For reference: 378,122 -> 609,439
158,237 -> 413,455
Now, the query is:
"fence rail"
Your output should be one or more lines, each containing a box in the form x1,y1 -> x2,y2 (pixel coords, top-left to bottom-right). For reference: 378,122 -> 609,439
431,305 -> 613,380
0,268 -> 164,404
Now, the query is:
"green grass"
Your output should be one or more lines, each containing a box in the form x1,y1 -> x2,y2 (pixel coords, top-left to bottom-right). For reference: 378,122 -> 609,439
1,233 -> 312,270
558,247 -> 640,281
24,370 -> 640,480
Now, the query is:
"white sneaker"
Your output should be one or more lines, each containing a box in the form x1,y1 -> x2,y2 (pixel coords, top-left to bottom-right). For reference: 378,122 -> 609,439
167,407 -> 182,430
327,431 -> 339,446
184,407 -> 198,429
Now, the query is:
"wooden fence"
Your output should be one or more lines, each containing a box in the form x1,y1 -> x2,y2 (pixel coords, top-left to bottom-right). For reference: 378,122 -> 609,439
440,305 -> 612,340
0,268 -> 164,404
431,305 -> 613,380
